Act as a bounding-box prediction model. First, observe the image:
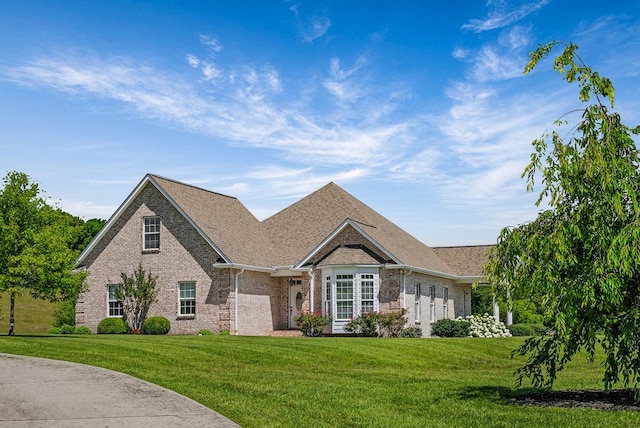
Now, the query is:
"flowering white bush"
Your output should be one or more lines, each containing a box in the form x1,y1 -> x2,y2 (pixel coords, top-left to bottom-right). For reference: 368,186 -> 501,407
457,313 -> 512,338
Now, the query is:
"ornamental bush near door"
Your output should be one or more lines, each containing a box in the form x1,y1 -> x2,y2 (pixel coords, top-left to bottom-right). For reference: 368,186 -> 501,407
294,312 -> 332,337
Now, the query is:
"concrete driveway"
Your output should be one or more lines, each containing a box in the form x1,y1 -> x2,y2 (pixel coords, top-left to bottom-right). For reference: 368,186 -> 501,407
0,353 -> 240,427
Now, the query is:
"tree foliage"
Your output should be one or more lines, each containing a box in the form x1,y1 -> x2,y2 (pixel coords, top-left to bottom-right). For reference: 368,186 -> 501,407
116,264 -> 158,334
485,42 -> 640,391
0,172 -> 86,334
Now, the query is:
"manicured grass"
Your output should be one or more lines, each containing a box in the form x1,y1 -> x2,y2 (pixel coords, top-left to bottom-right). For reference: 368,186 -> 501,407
0,293 -> 55,334
1,335 -> 638,427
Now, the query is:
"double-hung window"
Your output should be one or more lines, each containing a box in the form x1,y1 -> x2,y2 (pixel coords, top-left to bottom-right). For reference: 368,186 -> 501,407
415,283 -> 421,323
335,274 -> 354,320
429,285 -> 436,322
179,282 -> 196,316
144,216 -> 160,250
443,287 -> 449,319
360,274 -> 375,314
324,275 -> 332,316
108,285 -> 123,317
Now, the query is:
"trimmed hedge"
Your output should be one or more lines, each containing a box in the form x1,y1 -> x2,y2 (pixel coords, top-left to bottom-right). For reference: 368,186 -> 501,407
507,323 -> 547,336
143,316 -> 171,335
431,319 -> 469,337
97,317 -> 129,334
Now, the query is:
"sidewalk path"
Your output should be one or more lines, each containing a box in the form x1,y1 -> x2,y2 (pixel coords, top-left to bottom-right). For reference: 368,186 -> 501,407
0,353 -> 240,427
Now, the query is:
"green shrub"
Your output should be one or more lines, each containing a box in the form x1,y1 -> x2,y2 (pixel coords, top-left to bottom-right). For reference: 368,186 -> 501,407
508,323 -> 547,336
294,312 -> 332,337
508,323 -> 533,336
379,309 -> 408,338
73,326 -> 92,334
219,329 -> 230,336
401,326 -> 423,338
431,319 -> 470,337
344,312 -> 380,336
97,317 -> 129,334
345,309 -> 410,337
47,324 -> 76,335
47,326 -> 62,334
198,329 -> 213,336
143,316 -> 171,335
60,324 -> 75,334
52,301 -> 76,327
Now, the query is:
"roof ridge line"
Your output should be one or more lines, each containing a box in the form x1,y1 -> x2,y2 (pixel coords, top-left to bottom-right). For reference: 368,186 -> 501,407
149,174 -> 238,200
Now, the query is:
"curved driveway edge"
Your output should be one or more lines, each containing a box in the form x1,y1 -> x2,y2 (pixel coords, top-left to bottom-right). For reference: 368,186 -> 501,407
0,353 -> 240,427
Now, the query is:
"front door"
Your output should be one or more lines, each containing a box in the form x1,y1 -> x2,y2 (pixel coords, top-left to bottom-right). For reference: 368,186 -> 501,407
289,280 -> 303,329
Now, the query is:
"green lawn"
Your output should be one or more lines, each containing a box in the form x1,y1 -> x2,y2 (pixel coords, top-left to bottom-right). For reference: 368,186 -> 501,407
0,293 -> 55,334
1,335 -> 638,427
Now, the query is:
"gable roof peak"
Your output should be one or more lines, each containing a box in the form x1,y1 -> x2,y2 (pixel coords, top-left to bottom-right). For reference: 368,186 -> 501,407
147,174 -> 237,201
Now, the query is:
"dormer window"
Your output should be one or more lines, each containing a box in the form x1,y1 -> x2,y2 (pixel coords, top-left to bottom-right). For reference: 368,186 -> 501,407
144,216 -> 160,250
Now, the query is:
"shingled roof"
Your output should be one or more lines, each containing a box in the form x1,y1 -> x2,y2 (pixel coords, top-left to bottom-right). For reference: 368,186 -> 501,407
262,182 -> 454,274
432,245 -> 493,278
149,175 -> 276,267
79,175 -> 490,280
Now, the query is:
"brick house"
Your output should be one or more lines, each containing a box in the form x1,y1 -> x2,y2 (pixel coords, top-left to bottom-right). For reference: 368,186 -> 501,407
75,174 -> 492,336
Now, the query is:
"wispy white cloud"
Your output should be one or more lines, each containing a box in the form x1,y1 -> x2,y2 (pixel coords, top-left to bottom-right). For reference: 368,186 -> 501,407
4,49 -> 408,177
301,16 -> 332,42
463,0 -> 549,32
323,56 -> 368,101
199,34 -> 223,53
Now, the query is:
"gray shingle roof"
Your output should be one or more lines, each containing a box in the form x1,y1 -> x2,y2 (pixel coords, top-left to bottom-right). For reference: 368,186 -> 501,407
432,245 -> 493,277
80,174 -> 490,280
263,182 -> 454,273
150,175 -> 276,267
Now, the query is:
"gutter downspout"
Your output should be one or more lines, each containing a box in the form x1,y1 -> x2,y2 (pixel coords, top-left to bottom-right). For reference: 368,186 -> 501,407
234,269 -> 245,335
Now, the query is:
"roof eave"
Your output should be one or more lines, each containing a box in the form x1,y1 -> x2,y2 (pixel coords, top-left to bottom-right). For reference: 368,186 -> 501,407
212,263 -> 276,274
384,264 -> 485,283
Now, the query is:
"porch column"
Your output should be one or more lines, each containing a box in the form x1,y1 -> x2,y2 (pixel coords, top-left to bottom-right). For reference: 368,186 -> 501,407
493,296 -> 500,323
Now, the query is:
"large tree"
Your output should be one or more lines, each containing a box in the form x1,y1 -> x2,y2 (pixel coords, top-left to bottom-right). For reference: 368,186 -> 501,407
485,42 -> 640,391
0,172 -> 86,335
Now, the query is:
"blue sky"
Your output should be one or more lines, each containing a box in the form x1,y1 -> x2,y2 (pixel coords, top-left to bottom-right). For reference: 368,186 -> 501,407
1,1 -> 639,246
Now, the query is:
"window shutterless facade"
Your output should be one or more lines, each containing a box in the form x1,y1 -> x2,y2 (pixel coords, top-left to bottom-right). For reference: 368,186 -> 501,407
143,216 -> 160,250
179,282 -> 196,316
108,284 -> 123,317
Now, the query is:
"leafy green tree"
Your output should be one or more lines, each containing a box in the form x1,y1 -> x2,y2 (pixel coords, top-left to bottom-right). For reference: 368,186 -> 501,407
485,42 -> 640,391
50,216 -> 105,328
0,172 -> 86,335
71,218 -> 106,252
116,264 -> 158,334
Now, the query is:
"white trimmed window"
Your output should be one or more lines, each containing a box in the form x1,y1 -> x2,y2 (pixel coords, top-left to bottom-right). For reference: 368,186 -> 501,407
415,283 -> 421,323
335,274 -> 354,320
360,274 -> 375,314
324,275 -> 331,316
143,216 -> 160,250
108,285 -> 123,317
322,267 -> 380,334
179,282 -> 196,316
443,287 -> 449,319
429,285 -> 436,322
